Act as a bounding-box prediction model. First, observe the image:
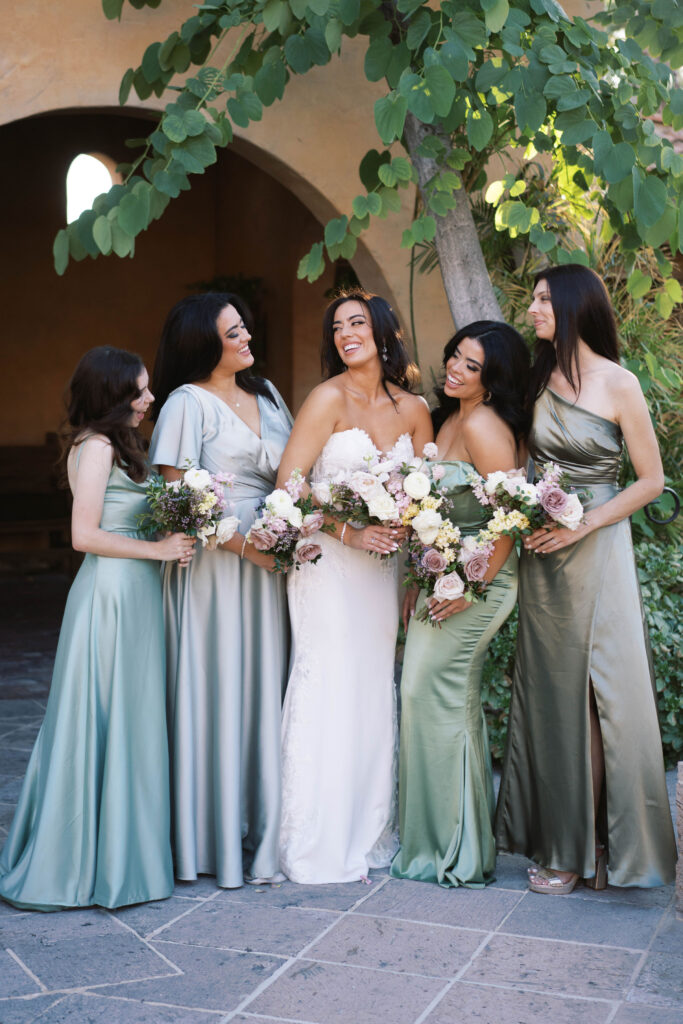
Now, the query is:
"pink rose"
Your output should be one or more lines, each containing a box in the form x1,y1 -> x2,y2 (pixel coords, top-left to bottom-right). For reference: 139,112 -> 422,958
268,516 -> 289,534
421,548 -> 449,573
431,465 -> 445,481
294,539 -> 322,563
433,571 -> 465,601
386,472 -> 405,495
464,551 -> 489,582
539,486 -> 569,517
250,526 -> 278,551
301,510 -> 325,536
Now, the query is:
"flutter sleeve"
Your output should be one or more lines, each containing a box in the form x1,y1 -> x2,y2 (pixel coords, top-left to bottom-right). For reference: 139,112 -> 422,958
149,388 -> 204,470
266,382 -> 294,429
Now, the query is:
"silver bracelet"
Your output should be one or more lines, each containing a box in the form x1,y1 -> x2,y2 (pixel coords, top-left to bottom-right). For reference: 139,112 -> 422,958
340,523 -> 348,546
240,535 -> 248,558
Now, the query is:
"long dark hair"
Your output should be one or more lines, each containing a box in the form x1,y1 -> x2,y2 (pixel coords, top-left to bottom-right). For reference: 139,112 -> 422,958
62,346 -> 148,482
530,264 -> 620,400
151,292 -> 276,419
432,321 -> 531,443
321,290 -> 419,400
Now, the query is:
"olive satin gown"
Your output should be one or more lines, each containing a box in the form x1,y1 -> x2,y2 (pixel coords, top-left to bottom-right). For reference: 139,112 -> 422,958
149,383 -> 291,888
0,463 -> 173,911
495,389 -> 677,887
391,461 -> 518,887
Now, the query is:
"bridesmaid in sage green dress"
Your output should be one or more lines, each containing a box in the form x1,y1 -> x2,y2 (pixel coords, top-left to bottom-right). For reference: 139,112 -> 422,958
495,265 -> 676,892
150,293 -> 291,889
0,347 -> 195,911
391,321 -> 530,887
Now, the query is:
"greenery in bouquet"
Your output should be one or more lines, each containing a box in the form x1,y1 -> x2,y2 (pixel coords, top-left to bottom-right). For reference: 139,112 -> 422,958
247,469 -> 332,573
137,462 -> 238,547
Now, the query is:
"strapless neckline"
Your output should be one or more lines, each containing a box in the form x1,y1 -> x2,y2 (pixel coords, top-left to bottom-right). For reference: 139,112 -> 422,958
327,427 -> 413,458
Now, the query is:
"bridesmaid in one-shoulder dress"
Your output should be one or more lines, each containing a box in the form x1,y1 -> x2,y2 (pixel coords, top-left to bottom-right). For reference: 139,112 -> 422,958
0,347 -> 194,911
391,322 -> 530,888
149,293 -> 291,889
495,265 -> 677,892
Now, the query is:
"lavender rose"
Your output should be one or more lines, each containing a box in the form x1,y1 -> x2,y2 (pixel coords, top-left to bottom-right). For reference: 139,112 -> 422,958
301,510 -> 325,536
433,571 -> 465,601
294,538 -> 322,563
464,551 -> 489,582
421,548 -> 448,574
539,486 -> 569,517
249,526 -> 278,551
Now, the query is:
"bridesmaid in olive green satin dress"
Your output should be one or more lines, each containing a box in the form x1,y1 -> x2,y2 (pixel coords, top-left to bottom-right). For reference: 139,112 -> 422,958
495,265 -> 676,892
0,348 -> 195,911
391,321 -> 531,887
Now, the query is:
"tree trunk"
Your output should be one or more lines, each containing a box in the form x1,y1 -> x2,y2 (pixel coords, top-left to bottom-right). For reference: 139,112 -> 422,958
404,112 -> 502,329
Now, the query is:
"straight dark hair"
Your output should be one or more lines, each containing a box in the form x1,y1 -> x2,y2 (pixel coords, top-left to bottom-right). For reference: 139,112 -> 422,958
530,264 -> 620,400
432,320 -> 532,443
321,289 -> 419,401
151,292 -> 276,419
62,346 -> 148,482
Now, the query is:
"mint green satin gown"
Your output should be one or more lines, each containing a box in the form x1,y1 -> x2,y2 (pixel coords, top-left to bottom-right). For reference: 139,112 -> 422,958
149,384 -> 291,888
391,461 -> 518,887
495,390 -> 677,887
0,464 -> 173,911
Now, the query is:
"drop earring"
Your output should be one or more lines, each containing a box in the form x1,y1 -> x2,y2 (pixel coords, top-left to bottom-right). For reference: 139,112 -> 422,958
483,390 -> 492,404
382,343 -> 388,362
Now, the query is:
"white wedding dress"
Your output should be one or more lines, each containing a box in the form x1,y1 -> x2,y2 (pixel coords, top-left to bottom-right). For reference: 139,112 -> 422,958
280,428 -> 414,883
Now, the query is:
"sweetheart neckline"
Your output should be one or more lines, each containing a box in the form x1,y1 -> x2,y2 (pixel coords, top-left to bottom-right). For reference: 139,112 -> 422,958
326,426 -> 413,457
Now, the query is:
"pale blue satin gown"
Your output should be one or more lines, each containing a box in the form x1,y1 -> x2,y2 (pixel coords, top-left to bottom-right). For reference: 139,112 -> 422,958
149,383 -> 291,888
0,463 -> 173,911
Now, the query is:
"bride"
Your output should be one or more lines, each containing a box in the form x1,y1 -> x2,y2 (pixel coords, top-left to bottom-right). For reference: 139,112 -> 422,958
276,291 -> 432,883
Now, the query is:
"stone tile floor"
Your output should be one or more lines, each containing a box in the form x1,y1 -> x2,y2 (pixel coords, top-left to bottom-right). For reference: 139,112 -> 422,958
0,575 -> 681,1024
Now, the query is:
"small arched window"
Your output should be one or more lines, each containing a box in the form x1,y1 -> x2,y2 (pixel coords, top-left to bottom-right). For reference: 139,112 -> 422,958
66,153 -> 121,223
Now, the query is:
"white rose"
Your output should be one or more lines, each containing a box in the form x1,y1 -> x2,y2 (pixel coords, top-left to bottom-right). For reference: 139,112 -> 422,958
216,516 -> 239,544
458,534 -> 480,565
502,478 -> 539,505
403,471 -> 431,500
407,457 -> 425,472
422,442 -> 438,460
483,470 -> 508,495
371,458 -> 397,478
312,481 -> 332,505
197,522 -> 217,545
556,493 -> 584,530
286,505 -> 303,529
433,572 -> 465,601
367,491 -> 399,521
411,508 -> 443,545
266,488 -> 295,516
349,471 -> 385,501
184,468 -> 212,491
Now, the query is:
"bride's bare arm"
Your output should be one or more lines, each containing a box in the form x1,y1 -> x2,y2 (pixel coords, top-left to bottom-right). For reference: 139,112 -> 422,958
409,396 -> 434,456
276,385 -> 340,487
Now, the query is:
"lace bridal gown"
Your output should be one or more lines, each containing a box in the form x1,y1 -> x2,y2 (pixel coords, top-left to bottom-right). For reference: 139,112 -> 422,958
280,428 -> 414,883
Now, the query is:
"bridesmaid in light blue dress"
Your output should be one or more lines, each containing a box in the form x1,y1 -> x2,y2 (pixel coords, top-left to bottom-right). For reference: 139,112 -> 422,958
0,347 -> 195,911
150,293 -> 292,889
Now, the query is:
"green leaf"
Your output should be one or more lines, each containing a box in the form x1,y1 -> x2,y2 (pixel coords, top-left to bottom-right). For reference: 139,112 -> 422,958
406,10 -> 432,51
440,38 -> 469,82
183,109 -> 208,136
558,118 -> 595,145
466,108 -> 494,151
515,91 -> 546,132
481,0 -> 509,34
153,170 -> 183,198
359,149 -> 391,191
337,0 -> 360,26
324,18 -> 342,53
119,68 -> 135,105
348,213 -> 370,236
603,142 -> 636,184
141,42 -> 163,84
378,163 -> 398,187
352,194 -> 369,218
626,268 -> 652,300
254,59 -> 287,105
93,214 -> 113,254
103,0 -> 124,20
306,27 -> 330,66
308,0 -> 329,15
110,221 -> 134,259
664,277 -> 682,303
424,65 -> 456,117
297,241 -> 326,281
366,192 -> 382,216
163,113 -> 188,143
633,170 -> 668,229
285,34 -> 312,74
324,215 -> 348,247
644,204 -> 677,248
365,37 -> 393,82
378,187 -> 402,213
53,228 -> 69,275
397,0 -> 424,13
263,0 -> 285,32
392,157 -> 412,181
374,93 -> 408,144
655,291 -> 675,318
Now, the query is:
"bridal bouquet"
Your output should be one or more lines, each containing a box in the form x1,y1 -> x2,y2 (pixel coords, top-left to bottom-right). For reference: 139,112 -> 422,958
316,443 -> 446,555
469,462 -> 588,536
404,495 -> 494,627
138,463 -> 239,548
247,469 -> 330,573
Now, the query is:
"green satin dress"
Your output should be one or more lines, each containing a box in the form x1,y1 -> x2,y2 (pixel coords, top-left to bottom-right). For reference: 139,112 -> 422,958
391,461 -> 518,887
495,390 -> 677,887
0,464 -> 173,911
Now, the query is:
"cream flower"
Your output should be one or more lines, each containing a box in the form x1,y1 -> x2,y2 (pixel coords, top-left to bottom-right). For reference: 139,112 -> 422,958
286,505 -> 304,529
556,493 -> 584,530
367,491 -> 399,521
312,481 -> 332,505
403,471 -> 431,500
266,489 -> 295,517
184,468 -> 212,490
483,470 -> 508,495
349,471 -> 385,501
422,442 -> 438,460
216,516 -> 239,544
412,508 -> 443,545
433,572 -> 465,601
502,478 -> 539,504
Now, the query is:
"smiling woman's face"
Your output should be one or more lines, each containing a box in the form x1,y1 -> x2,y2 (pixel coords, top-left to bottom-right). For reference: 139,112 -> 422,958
331,300 -> 377,367
444,337 -> 485,401
129,368 -> 154,427
216,304 -> 254,373
528,278 -> 556,342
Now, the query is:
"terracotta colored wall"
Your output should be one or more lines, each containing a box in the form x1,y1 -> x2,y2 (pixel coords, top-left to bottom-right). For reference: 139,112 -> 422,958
0,110 -> 335,444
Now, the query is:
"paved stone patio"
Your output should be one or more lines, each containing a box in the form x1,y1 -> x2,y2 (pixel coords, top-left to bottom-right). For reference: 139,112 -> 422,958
0,575 -> 680,1024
